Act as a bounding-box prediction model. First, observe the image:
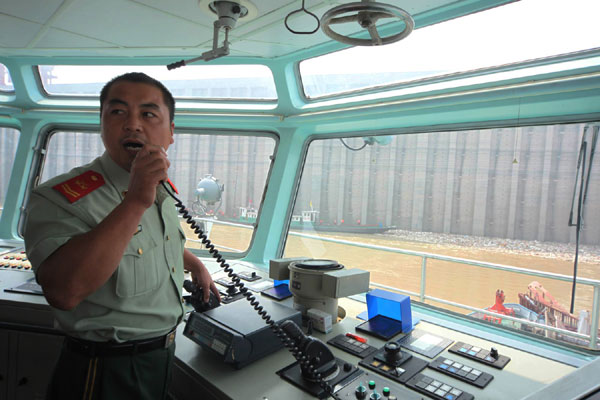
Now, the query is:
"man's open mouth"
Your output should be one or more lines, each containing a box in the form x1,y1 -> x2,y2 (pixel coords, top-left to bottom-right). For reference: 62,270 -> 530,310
123,141 -> 144,152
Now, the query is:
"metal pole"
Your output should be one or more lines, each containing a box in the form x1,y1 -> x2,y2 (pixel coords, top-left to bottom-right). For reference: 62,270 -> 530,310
590,285 -> 600,350
420,257 -> 427,302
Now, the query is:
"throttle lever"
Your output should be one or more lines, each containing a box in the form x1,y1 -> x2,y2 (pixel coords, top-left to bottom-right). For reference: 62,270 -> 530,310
280,320 -> 339,381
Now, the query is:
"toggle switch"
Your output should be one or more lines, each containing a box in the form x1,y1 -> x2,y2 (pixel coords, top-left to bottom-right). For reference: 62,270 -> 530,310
355,383 -> 367,399
490,347 -> 499,360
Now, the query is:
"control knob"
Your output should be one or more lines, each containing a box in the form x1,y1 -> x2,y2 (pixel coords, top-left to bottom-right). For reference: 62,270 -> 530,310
384,342 -> 402,365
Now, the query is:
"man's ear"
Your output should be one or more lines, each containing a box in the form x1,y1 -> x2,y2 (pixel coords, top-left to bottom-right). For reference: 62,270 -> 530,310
169,122 -> 175,144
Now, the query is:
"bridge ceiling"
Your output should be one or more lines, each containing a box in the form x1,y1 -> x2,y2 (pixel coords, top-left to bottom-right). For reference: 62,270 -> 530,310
0,0 -> 511,61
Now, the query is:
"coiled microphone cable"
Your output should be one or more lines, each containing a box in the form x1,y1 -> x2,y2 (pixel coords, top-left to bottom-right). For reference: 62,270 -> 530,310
161,181 -> 337,399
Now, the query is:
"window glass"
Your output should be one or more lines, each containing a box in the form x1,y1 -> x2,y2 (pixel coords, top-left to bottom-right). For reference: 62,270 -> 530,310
0,127 -> 20,218
0,63 -> 14,92
37,65 -> 277,100
40,131 -> 104,182
39,131 -> 275,255
284,123 -> 600,348
301,0 -> 600,98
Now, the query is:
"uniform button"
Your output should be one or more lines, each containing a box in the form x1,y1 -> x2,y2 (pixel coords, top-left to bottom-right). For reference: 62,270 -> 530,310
171,267 -> 175,273
166,235 -> 170,240
138,248 -> 143,255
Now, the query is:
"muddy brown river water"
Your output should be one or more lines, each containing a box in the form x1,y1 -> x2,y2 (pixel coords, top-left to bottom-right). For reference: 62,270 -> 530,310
184,223 -> 600,318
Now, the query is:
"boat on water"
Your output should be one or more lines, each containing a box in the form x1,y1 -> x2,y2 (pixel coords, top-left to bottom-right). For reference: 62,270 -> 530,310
472,282 -> 597,345
232,206 -> 394,234
470,289 -> 546,333
518,281 -> 579,332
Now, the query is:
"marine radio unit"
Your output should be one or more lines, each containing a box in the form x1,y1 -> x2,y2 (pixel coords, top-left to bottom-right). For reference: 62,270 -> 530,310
183,296 -> 302,369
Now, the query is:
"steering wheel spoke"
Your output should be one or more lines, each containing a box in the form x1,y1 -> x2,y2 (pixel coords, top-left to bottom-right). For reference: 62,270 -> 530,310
329,14 -> 361,25
367,25 -> 382,45
365,11 -> 396,22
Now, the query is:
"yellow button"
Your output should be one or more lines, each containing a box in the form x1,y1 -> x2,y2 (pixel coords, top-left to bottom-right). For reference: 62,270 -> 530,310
171,267 -> 175,273
138,248 -> 143,255
166,235 -> 170,241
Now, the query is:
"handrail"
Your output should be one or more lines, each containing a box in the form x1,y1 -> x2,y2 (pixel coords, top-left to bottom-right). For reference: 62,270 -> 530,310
183,217 -> 249,252
290,231 -> 600,286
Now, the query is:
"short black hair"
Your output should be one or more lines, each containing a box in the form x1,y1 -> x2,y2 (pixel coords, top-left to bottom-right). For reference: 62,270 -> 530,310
99,72 -> 175,122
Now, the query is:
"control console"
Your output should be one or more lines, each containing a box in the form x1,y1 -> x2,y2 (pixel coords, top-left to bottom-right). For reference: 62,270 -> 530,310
406,373 -> 474,400
429,356 -> 494,388
0,251 -> 32,272
449,341 -> 510,369
359,341 -> 429,384
215,277 -> 245,304
335,369 -> 423,400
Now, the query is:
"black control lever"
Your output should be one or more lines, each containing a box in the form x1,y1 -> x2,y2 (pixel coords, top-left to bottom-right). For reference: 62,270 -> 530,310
280,320 -> 339,381
183,279 -> 220,312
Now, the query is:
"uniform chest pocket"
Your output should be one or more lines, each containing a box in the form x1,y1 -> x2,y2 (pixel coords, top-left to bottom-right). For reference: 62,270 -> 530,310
116,233 -> 161,298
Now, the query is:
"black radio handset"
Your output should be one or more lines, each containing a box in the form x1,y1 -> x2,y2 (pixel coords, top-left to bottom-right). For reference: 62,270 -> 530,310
160,182 -> 339,399
183,279 -> 219,312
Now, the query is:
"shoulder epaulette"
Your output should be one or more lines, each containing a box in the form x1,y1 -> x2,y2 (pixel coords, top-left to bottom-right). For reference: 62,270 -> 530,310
52,170 -> 105,203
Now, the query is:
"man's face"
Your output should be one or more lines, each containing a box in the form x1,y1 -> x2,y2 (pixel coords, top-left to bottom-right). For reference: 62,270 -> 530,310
100,81 -> 174,171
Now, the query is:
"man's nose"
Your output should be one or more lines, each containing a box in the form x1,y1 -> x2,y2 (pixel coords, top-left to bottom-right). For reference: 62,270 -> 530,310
124,113 -> 142,131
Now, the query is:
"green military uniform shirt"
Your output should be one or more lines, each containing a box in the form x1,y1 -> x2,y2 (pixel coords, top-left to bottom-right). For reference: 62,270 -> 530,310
24,152 -> 186,342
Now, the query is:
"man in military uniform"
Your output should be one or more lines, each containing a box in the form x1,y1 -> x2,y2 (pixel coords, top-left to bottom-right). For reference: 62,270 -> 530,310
24,72 -> 220,399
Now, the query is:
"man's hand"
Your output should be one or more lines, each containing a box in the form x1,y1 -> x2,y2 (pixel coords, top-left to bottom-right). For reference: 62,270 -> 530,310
127,144 -> 170,209
184,249 -> 221,303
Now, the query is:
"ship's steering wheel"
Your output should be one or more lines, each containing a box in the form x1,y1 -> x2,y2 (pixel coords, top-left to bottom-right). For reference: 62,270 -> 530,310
321,1 -> 414,46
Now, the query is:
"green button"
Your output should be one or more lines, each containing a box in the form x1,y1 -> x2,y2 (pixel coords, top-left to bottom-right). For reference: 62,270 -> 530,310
368,380 -> 376,389
383,387 -> 390,394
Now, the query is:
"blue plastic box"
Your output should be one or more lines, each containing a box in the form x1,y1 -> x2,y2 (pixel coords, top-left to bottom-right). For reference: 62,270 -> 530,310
366,289 -> 412,333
